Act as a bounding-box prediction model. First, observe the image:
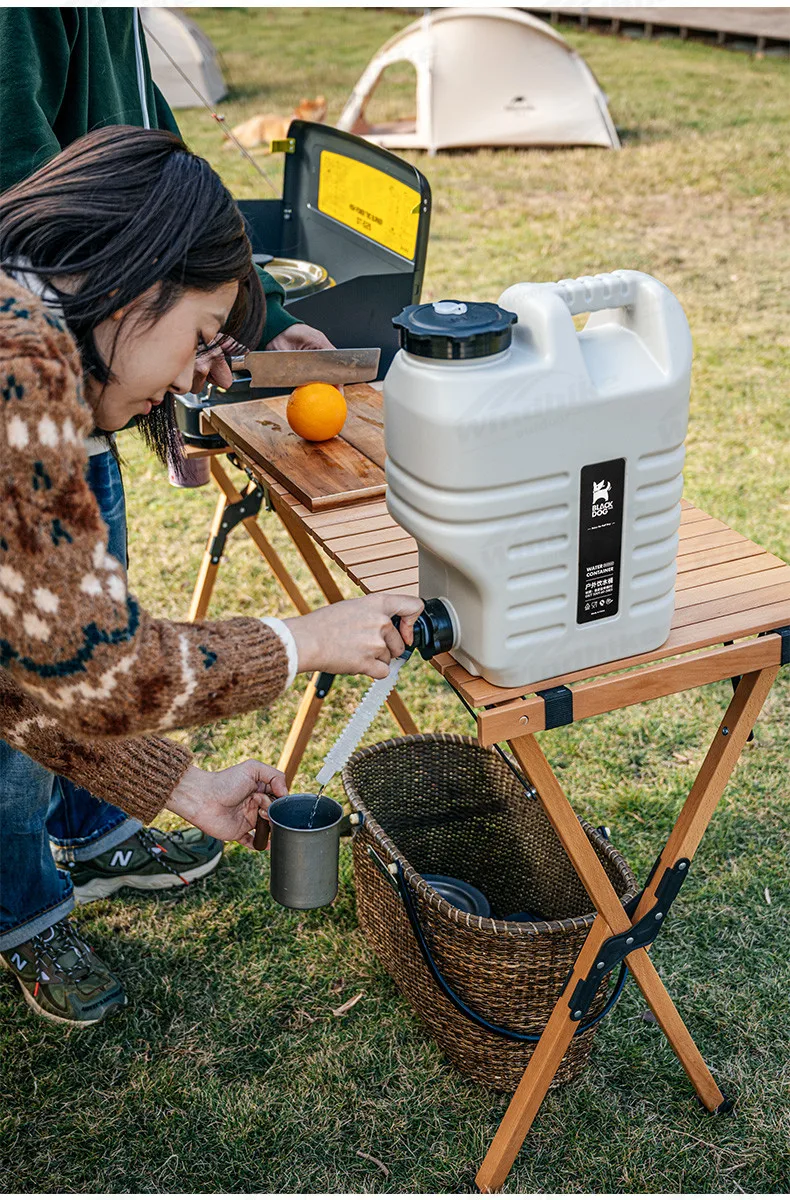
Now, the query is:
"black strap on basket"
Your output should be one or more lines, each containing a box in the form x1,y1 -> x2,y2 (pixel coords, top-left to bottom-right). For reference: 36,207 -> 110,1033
390,858 -> 628,1043
419,677 -> 631,1039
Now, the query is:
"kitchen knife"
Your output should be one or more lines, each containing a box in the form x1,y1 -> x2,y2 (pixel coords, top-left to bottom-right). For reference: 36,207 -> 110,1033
233,347 -> 380,389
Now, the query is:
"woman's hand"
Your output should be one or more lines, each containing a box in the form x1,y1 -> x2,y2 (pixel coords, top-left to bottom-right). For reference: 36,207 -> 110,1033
283,593 -> 424,679
265,324 -> 334,351
166,761 -> 288,847
191,339 -> 236,394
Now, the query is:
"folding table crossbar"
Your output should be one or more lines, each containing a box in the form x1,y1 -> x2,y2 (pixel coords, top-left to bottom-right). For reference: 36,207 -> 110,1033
188,408 -> 790,1191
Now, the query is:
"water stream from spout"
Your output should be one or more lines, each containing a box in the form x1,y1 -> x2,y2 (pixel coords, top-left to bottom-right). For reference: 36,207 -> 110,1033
307,784 -> 325,830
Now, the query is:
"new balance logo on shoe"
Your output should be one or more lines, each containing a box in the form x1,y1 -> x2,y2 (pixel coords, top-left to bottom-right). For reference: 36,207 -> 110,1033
11,952 -> 27,971
68,827 -> 223,903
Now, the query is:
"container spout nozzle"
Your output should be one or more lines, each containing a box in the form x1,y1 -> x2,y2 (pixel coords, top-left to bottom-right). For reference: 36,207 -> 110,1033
411,598 -> 458,658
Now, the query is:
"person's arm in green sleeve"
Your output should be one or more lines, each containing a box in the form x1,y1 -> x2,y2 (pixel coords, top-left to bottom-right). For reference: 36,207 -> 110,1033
255,266 -> 334,350
0,8 -> 73,192
255,265 -> 301,346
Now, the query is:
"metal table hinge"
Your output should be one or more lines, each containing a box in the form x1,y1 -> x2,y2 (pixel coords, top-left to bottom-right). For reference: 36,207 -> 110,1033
537,684 -> 574,729
567,857 -> 691,1022
208,483 -> 265,564
227,454 -> 273,511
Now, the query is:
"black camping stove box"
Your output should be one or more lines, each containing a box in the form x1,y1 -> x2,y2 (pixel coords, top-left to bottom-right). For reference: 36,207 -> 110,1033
177,121 -> 431,447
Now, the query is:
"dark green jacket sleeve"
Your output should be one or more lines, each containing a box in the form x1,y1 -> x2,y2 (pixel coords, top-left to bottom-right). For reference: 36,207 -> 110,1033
0,8 -> 72,192
254,266 -> 301,346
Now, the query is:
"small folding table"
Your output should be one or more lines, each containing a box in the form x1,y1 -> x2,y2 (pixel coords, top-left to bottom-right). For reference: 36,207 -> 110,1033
187,387 -> 790,1191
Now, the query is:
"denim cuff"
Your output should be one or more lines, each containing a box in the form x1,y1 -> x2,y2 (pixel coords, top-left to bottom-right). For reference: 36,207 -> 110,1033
0,890 -> 74,952
50,817 -> 142,863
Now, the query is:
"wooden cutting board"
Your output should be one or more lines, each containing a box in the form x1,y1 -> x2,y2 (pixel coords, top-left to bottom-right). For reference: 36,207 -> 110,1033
207,383 -> 387,512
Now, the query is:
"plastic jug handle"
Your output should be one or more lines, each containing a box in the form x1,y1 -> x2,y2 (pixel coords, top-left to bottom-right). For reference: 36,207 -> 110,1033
550,271 -> 638,316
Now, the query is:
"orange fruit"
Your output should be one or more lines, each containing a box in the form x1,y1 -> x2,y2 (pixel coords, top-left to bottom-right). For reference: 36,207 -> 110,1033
286,381 -> 347,442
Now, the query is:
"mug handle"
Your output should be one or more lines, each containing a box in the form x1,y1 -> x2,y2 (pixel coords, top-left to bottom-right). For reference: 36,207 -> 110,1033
253,811 -> 270,852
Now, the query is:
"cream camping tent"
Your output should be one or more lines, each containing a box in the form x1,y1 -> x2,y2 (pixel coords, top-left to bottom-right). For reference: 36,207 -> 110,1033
337,8 -> 619,152
141,8 -> 226,110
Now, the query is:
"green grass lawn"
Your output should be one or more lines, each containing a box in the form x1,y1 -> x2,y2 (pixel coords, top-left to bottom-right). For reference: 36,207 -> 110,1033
2,8 -> 789,1192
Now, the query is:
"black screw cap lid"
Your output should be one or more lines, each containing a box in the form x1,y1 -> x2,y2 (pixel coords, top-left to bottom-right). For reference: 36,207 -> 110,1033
392,300 -> 517,360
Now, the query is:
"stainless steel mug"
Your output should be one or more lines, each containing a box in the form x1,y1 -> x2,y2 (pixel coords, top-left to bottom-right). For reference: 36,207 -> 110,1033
266,793 -> 362,910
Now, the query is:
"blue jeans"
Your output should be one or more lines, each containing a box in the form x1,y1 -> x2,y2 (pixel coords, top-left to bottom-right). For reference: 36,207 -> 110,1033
0,450 -> 141,951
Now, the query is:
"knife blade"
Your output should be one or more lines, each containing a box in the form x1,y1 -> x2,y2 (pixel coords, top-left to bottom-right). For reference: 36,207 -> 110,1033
234,347 -> 380,389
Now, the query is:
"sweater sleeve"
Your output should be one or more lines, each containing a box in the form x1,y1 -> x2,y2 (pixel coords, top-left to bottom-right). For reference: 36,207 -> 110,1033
0,8 -> 72,192
0,674 -> 192,824
0,280 -> 292,740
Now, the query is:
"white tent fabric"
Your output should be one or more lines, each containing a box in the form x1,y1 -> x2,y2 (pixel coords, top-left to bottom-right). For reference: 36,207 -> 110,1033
141,8 -> 226,110
337,8 -> 619,152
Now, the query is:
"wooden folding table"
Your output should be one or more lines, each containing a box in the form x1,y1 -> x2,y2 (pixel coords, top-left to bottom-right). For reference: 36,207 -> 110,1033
188,388 -> 790,1191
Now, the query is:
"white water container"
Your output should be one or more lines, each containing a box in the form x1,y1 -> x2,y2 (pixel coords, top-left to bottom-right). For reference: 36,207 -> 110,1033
384,272 -> 692,688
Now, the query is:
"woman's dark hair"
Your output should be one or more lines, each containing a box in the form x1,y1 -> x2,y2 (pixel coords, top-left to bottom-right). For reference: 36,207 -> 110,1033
0,125 -> 265,464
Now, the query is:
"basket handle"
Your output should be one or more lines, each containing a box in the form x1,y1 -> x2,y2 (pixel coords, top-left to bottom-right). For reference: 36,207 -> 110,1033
369,849 -> 627,1043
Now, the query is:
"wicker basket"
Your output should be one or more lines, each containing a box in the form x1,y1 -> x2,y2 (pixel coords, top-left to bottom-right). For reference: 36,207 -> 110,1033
342,733 -> 638,1092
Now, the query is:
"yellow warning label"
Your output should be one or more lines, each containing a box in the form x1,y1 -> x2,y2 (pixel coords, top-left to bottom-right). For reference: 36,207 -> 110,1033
317,151 -> 421,260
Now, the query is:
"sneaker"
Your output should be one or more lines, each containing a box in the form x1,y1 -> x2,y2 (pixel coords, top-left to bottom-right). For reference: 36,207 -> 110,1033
65,826 -> 223,903
0,918 -> 126,1026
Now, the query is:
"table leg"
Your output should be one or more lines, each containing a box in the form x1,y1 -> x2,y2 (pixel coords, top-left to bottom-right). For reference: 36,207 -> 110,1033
188,480 -> 227,622
623,666 -> 779,1101
476,915 -> 612,1193
277,672 -> 333,787
630,667 -> 780,917
384,688 -> 420,736
511,668 -> 776,1080
189,458 -> 312,620
476,737 -> 721,1192
476,666 -> 778,1191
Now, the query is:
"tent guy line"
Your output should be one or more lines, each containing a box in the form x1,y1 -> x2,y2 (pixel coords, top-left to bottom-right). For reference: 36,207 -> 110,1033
141,15 -> 279,194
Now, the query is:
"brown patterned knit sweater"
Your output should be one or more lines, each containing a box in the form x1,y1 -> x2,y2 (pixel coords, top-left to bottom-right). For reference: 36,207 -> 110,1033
0,271 -> 290,822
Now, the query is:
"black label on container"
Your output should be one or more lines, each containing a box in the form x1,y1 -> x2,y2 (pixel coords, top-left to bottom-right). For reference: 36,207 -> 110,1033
577,458 -> 625,625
